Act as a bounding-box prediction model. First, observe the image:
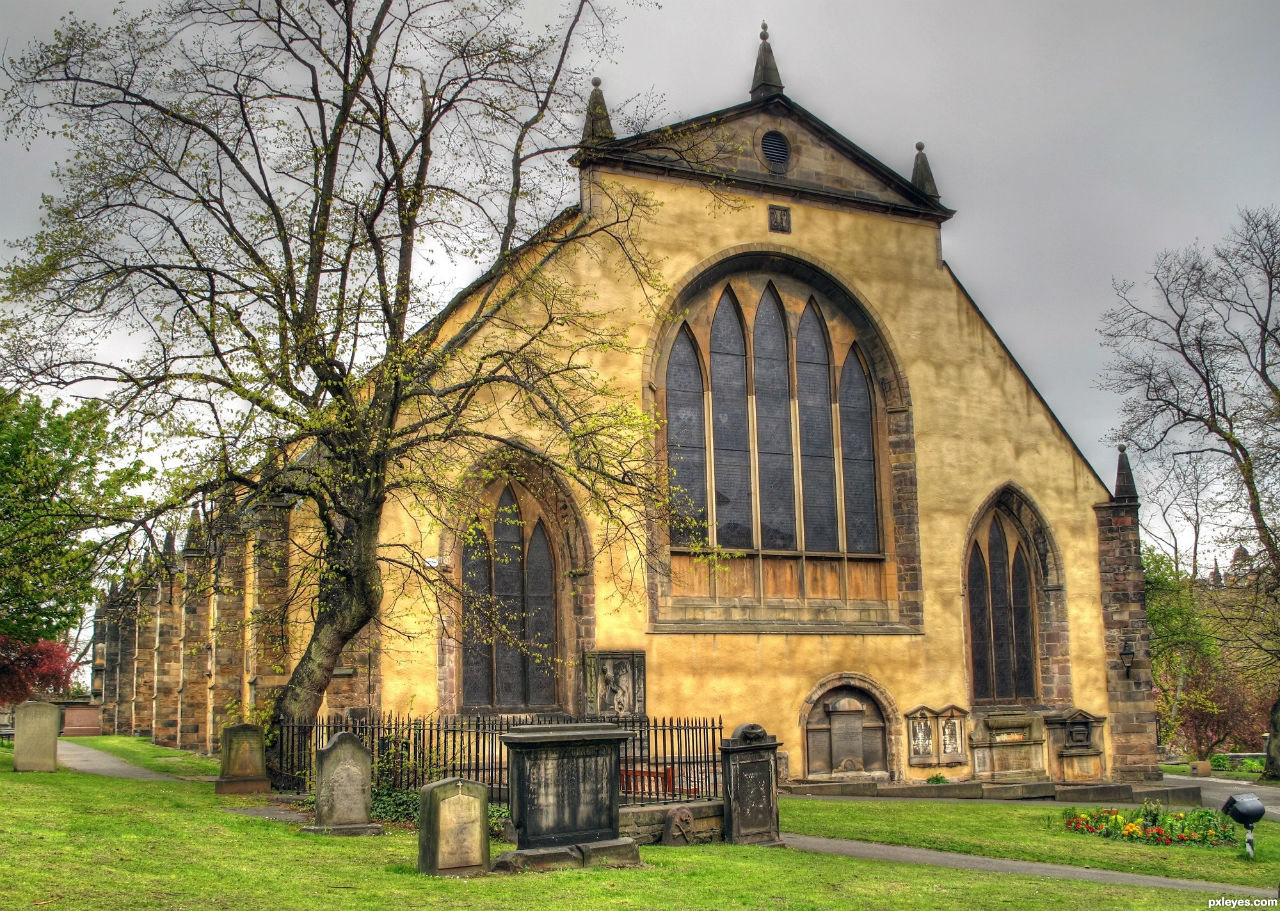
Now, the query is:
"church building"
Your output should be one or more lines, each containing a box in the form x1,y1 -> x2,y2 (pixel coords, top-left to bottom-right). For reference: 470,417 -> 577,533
92,26 -> 1159,784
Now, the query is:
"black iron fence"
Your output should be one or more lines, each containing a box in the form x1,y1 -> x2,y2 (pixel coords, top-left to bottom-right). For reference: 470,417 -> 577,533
272,712 -> 723,806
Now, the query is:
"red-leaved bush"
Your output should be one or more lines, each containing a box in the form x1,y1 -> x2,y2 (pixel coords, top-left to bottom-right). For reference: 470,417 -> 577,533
0,635 -> 76,704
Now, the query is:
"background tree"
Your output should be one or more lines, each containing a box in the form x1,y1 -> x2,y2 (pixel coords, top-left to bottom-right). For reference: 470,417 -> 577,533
1,0 -> 715,729
1102,206 -> 1280,776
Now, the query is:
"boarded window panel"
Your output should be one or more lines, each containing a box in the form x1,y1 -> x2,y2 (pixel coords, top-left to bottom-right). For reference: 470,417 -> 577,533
967,545 -> 993,701
797,305 -> 838,551
753,293 -> 796,550
525,522 -> 557,706
666,329 -> 707,545
494,487 -> 525,708
1012,546 -> 1037,699
711,294 -> 753,548
461,530 -> 493,708
839,349 -> 879,553
988,521 -> 1014,700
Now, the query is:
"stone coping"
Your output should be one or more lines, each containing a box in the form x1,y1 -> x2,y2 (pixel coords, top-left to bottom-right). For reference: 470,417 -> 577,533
500,722 -> 630,744
783,780 -> 1203,806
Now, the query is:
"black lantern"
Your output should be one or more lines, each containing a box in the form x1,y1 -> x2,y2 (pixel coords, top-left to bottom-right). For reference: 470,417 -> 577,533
1119,639 -> 1135,677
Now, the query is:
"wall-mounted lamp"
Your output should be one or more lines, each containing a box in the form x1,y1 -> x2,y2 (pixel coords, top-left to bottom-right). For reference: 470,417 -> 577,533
1119,639 -> 1135,677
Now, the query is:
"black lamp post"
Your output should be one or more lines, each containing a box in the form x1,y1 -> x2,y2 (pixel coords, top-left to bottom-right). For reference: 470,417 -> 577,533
1223,793 -> 1266,859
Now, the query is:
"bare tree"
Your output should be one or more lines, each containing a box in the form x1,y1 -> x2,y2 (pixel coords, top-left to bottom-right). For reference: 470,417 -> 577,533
1,0 -> 709,729
1102,206 -> 1280,776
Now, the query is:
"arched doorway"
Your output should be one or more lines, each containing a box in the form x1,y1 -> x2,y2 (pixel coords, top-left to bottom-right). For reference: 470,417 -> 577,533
802,675 -> 901,778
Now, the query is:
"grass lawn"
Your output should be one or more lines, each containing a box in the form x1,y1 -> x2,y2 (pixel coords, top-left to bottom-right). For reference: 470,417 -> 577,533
780,796 -> 1280,889
1160,762 -> 1265,782
0,752 -> 1215,911
61,735 -> 222,777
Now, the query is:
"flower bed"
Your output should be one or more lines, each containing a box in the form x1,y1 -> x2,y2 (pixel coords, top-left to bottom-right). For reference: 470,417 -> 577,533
1062,800 -> 1237,847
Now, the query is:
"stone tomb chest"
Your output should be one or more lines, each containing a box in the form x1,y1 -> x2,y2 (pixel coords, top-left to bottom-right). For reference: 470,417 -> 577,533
500,723 -> 630,849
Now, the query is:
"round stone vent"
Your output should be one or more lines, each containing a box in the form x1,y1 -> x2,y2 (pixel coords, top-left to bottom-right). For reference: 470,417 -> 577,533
761,130 -> 790,173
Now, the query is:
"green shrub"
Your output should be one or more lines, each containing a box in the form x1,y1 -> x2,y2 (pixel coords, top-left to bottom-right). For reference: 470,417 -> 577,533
926,774 -> 948,784
1211,754 -> 1231,770
370,787 -> 419,823
488,804 -> 511,839
1241,758 -> 1265,773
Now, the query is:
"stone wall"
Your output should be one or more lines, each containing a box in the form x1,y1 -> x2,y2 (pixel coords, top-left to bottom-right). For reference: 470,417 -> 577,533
1094,448 -> 1160,781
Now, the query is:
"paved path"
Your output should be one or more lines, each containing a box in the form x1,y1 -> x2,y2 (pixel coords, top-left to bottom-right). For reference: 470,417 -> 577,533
782,833 -> 1277,898
55,740 -> 175,780
1166,773 -> 1280,814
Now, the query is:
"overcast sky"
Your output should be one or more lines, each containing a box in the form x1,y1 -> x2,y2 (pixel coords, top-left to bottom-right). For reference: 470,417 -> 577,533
3,1 -> 1279,485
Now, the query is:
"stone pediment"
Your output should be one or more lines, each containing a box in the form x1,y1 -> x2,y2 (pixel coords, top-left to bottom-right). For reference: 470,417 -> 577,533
578,95 -> 953,223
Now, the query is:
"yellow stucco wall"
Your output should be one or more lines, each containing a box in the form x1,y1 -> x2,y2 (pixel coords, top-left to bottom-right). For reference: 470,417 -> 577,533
371,132 -> 1117,780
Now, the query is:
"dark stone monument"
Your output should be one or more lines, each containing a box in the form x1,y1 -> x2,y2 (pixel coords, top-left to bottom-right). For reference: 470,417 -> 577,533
491,723 -> 641,872
418,777 -> 489,876
13,701 -> 60,773
720,722 -> 783,846
501,722 -> 630,848
301,732 -> 382,836
214,723 -> 270,794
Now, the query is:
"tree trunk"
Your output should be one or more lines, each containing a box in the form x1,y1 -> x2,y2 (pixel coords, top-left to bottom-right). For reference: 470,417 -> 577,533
265,501 -> 385,779
1264,687 -> 1280,780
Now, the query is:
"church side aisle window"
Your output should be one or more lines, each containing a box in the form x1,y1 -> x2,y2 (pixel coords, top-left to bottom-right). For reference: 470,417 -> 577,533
663,278 -> 882,614
461,485 -> 558,711
966,511 -> 1038,702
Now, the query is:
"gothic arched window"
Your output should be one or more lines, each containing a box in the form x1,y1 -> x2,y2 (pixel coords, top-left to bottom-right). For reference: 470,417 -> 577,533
461,485 -> 559,711
966,511 -> 1038,702
662,276 -> 883,616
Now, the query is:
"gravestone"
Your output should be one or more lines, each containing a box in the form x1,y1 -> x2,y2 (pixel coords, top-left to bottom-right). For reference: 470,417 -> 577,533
13,701 -> 60,773
720,722 -> 783,846
300,732 -> 382,836
660,805 -> 695,846
61,705 -> 101,737
418,777 -> 489,876
214,723 -> 269,794
491,723 -> 640,872
501,722 -> 630,848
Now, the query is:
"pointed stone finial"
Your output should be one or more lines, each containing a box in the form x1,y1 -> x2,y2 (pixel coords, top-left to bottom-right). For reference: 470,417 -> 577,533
750,22 -> 784,100
183,506 -> 206,555
163,530 -> 176,555
581,76 -> 615,146
911,141 -> 940,202
1113,444 -> 1139,503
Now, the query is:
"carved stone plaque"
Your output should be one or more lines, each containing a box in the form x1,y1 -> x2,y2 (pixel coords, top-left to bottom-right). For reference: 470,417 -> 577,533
438,793 -> 485,869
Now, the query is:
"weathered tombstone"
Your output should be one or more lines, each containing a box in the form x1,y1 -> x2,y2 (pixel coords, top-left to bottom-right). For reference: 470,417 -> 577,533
491,723 -> 640,872
13,701 -> 60,773
214,723 -> 269,794
418,777 -> 489,876
660,805 -> 695,846
720,722 -> 783,846
1188,760 -> 1212,777
300,732 -> 382,836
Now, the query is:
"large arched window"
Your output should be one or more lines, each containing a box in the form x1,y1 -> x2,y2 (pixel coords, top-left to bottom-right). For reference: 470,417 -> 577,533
461,485 -> 558,711
661,276 -> 883,619
966,510 -> 1038,702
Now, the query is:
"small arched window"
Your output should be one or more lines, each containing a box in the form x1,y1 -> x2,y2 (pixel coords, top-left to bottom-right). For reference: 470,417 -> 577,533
461,485 -> 559,711
967,511 -> 1038,702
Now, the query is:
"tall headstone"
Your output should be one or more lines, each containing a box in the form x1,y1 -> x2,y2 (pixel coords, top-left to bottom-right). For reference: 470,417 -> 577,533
301,732 -> 382,836
720,722 -> 783,846
13,701 -> 60,773
214,723 -> 269,794
418,777 -> 490,876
